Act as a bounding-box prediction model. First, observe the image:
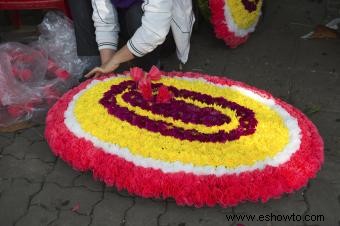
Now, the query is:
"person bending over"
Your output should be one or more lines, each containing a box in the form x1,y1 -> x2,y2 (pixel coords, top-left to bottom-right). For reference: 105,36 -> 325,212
85,0 -> 195,78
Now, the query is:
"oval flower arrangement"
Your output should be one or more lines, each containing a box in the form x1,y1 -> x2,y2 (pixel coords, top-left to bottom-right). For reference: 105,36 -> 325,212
45,67 -> 323,207
208,0 -> 263,48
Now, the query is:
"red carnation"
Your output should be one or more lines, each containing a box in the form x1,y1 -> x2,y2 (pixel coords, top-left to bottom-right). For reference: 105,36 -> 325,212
7,101 -> 37,118
54,68 -> 70,80
12,67 -> 32,81
130,67 -> 144,82
138,77 -> 153,101
19,69 -> 33,81
129,66 -> 166,102
156,85 -> 173,103
7,105 -> 26,117
43,87 -> 61,105
147,65 -> 162,81
47,60 -> 70,80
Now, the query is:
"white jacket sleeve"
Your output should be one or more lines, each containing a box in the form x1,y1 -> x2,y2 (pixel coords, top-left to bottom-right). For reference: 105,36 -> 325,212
92,0 -> 120,51
127,0 -> 173,57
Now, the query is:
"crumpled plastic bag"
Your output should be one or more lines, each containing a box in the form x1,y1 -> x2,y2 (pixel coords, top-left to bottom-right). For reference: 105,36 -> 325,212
0,42 -> 73,127
0,12 -> 91,127
35,11 -> 91,78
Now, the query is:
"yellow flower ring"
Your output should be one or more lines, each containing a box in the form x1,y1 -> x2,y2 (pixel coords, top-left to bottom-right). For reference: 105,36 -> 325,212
209,0 -> 263,47
45,71 -> 323,207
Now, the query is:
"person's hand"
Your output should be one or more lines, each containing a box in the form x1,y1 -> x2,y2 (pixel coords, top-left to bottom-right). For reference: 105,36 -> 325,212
84,61 -> 120,78
84,45 -> 134,78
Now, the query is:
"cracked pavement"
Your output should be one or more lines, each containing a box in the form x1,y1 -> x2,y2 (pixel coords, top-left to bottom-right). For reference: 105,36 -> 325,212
1,0 -> 340,225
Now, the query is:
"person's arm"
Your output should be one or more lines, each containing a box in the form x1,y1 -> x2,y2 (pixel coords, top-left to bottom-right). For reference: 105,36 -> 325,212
126,0 -> 173,57
85,0 -> 173,78
100,49 -> 115,64
91,0 -> 120,63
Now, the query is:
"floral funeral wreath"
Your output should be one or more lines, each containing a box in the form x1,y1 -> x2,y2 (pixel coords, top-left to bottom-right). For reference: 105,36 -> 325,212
45,66 -> 323,207
198,0 -> 263,48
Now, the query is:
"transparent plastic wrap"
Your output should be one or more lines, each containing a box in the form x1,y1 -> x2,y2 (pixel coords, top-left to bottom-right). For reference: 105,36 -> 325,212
0,42 -> 74,127
0,12 -> 91,127
35,11 -> 91,78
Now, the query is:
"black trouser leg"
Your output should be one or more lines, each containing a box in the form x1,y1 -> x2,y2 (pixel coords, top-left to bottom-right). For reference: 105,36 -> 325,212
67,0 -> 99,57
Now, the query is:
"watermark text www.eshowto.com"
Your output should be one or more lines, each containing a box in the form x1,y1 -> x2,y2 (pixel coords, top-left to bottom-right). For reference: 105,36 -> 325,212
226,213 -> 324,223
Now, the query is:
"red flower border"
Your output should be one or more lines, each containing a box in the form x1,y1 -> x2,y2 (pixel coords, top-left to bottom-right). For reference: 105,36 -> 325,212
209,0 -> 249,48
45,72 -> 324,207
